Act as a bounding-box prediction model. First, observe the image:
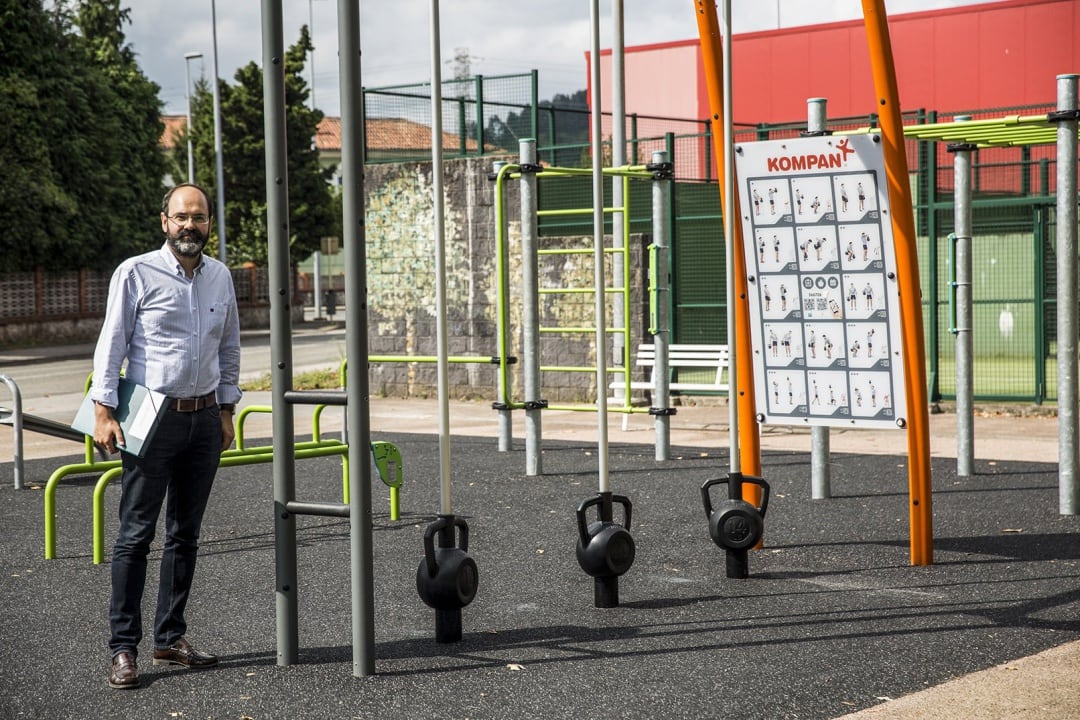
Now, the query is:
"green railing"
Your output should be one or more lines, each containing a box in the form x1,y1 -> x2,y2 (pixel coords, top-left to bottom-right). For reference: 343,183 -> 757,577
44,380 -> 404,562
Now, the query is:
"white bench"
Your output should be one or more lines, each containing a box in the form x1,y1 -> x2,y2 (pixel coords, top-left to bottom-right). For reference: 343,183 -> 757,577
610,343 -> 730,398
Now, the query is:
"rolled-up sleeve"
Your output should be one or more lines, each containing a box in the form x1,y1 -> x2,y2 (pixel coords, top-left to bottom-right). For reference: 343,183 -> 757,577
90,265 -> 136,407
216,280 -> 243,406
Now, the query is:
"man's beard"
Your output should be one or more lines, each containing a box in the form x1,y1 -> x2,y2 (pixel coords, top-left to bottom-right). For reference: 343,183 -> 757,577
167,227 -> 207,258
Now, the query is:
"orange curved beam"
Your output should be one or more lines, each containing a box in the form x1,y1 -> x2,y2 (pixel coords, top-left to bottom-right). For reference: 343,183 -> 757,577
693,0 -> 762,498
862,0 -> 934,565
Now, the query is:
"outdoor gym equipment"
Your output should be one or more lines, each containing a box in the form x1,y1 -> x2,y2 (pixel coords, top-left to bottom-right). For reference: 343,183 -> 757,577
41,396 -> 403,562
694,0 -> 770,577
413,0 -> 478,644
701,474 -> 770,579
570,0 -> 636,608
415,515 -> 478,642
575,492 -> 636,607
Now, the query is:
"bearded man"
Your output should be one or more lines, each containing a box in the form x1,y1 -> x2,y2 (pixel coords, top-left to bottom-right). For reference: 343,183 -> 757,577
90,183 -> 242,689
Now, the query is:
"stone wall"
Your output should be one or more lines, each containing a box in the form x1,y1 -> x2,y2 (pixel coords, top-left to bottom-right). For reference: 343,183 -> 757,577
362,156 -> 648,404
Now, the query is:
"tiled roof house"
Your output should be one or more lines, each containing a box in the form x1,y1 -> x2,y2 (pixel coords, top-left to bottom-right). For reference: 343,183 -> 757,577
162,114 -> 490,183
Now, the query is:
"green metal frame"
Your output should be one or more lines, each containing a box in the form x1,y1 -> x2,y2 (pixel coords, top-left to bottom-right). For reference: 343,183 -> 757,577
493,162 -> 657,415
44,380 -> 404,562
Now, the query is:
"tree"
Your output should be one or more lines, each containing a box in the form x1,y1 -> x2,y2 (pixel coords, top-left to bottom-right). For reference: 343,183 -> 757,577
175,26 -> 337,266
73,0 -> 167,264
0,0 -> 165,272
0,6 -> 74,272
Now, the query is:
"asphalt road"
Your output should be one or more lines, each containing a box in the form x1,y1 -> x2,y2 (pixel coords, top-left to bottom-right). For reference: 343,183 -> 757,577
0,323 -> 349,401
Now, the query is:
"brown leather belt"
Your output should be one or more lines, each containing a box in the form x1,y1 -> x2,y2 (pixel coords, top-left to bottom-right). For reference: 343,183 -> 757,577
172,392 -> 217,412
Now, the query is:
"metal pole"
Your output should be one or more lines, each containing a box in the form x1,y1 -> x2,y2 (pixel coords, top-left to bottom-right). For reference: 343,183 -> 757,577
693,0 -> 763,483
1,375 -> 24,490
611,0 -> 627,371
951,116 -> 975,478
1056,74 -> 1079,515
184,52 -> 202,184
492,160 -> 513,452
210,0 -> 227,263
338,0 -> 376,675
261,0 -> 298,667
308,0 -> 316,110
313,251 -> 322,320
430,0 -> 452,515
807,98 -> 831,499
520,139 -> 542,476
590,0 -> 610,493
722,0 -> 740,475
652,150 -> 671,461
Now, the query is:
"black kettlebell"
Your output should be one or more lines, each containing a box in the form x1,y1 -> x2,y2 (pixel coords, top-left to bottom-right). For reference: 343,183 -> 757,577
575,493 -> 636,578
416,515 -> 478,611
701,474 -> 770,551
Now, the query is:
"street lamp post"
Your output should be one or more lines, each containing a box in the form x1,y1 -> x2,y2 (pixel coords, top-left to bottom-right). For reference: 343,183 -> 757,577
184,52 -> 203,184
210,0 -> 227,263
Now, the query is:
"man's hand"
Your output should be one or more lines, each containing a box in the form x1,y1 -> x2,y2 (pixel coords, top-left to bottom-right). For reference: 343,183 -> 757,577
220,409 -> 235,451
93,402 -> 125,454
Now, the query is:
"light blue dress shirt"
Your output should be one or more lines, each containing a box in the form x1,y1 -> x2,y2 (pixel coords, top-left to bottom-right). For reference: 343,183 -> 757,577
91,244 -> 243,408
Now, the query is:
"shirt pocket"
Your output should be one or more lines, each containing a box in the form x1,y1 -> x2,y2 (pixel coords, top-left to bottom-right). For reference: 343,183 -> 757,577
204,299 -> 230,342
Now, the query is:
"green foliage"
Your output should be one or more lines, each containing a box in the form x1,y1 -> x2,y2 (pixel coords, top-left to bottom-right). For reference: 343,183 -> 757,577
175,25 -> 338,266
0,0 -> 165,272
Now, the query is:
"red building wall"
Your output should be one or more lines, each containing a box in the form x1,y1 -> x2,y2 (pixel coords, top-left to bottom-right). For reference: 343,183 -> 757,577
596,0 -> 1078,127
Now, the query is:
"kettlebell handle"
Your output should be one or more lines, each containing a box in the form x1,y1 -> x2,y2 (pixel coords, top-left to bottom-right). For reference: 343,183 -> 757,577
422,514 -> 470,577
575,492 -> 633,547
700,475 -> 770,519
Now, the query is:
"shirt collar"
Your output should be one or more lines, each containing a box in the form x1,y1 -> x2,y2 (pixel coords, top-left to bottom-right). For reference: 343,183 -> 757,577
158,242 -> 204,277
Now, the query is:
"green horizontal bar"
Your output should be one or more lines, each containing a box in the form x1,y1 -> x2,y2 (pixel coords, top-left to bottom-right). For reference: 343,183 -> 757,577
538,247 -> 628,256
368,355 -> 493,364
538,248 -> 596,255
540,365 -> 632,374
537,206 -> 625,217
843,114 -> 1062,148
539,326 -> 627,334
539,287 -> 598,295
540,365 -> 598,373
539,287 -> 628,295
514,166 -> 652,180
543,403 -> 641,414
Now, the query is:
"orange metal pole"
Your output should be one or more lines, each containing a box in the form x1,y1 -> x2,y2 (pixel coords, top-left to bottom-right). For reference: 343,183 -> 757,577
861,0 -> 934,565
692,0 -> 762,493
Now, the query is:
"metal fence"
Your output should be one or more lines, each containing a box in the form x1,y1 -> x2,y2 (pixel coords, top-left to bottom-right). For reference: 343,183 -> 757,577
0,266 -> 273,323
509,99 -> 1062,403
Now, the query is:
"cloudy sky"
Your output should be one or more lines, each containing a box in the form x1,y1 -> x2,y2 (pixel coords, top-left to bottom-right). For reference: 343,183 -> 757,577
123,0 -> 1000,118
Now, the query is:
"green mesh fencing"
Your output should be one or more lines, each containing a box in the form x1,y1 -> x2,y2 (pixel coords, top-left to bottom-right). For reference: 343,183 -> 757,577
363,73 -> 538,162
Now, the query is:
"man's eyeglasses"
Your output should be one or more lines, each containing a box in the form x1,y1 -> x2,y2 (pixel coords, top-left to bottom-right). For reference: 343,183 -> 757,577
166,213 -> 211,225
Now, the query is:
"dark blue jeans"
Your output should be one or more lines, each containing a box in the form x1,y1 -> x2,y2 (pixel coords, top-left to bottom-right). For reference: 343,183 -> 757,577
108,405 -> 222,658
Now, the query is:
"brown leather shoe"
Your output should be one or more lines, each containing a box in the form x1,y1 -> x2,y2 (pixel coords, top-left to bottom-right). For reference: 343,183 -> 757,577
152,637 -> 219,668
108,651 -> 140,689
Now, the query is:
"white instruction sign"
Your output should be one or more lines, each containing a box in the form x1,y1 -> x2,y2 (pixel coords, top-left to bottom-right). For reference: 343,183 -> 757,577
734,134 -> 906,429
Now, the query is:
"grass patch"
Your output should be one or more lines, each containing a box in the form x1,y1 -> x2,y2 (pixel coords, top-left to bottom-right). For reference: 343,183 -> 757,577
242,366 -> 341,392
